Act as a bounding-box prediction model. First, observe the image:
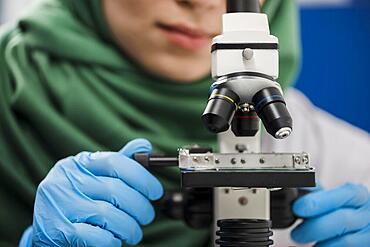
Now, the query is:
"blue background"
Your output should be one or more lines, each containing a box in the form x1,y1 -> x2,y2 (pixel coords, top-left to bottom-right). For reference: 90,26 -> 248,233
295,1 -> 370,132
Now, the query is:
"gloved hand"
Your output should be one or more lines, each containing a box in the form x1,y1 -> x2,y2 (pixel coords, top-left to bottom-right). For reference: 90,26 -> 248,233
292,183 -> 370,247
19,139 -> 163,247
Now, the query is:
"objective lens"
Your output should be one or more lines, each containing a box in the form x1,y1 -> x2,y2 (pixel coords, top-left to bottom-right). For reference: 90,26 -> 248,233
252,87 -> 293,139
202,88 -> 240,133
231,110 -> 260,137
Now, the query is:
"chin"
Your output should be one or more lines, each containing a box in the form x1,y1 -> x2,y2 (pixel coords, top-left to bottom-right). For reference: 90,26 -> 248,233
145,57 -> 211,83
153,66 -> 210,83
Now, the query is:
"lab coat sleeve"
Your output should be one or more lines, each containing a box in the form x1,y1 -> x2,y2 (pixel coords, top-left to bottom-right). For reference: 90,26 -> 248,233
262,88 -> 370,189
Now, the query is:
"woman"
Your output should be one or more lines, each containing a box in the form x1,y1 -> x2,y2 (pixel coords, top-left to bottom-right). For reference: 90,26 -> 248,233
0,0 -> 369,246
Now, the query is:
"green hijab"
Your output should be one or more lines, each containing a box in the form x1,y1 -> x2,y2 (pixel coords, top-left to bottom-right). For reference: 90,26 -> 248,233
0,0 -> 300,245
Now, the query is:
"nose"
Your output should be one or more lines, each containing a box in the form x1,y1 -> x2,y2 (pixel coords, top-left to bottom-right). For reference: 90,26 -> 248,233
176,0 -> 224,10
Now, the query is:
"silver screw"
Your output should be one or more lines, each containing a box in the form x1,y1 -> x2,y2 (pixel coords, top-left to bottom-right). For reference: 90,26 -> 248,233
238,197 -> 249,206
235,144 -> 247,153
242,48 -> 254,60
302,154 -> 309,164
294,156 -> 301,165
172,193 -> 183,203
240,103 -> 250,112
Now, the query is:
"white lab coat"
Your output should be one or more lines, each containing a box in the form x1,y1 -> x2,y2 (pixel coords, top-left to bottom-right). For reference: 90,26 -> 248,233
0,0 -> 31,23
262,88 -> 370,246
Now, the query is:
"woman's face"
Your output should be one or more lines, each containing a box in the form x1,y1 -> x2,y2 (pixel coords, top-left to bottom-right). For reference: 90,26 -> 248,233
103,0 -> 263,82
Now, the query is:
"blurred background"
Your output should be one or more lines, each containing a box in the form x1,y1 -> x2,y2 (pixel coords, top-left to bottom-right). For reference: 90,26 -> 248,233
295,0 -> 370,133
1,0 -> 369,132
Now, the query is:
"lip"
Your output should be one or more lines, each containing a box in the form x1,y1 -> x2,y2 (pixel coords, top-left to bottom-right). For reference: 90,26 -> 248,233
157,22 -> 214,51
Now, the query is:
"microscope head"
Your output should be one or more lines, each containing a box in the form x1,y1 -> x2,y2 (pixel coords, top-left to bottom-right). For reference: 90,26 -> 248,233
202,0 -> 293,139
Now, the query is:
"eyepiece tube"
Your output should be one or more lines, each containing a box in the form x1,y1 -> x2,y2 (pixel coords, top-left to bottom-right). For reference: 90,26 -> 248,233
227,0 -> 261,13
252,87 -> 293,139
202,88 -> 240,133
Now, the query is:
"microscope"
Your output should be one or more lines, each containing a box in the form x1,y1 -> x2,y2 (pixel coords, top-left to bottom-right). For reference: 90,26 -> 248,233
135,0 -> 315,246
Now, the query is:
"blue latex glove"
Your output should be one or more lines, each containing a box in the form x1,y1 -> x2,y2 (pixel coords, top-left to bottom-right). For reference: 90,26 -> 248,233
292,183 -> 370,247
19,139 -> 163,247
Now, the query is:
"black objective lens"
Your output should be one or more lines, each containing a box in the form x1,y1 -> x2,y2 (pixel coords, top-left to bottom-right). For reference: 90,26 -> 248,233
252,87 -> 293,139
231,110 -> 260,137
202,88 -> 240,133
